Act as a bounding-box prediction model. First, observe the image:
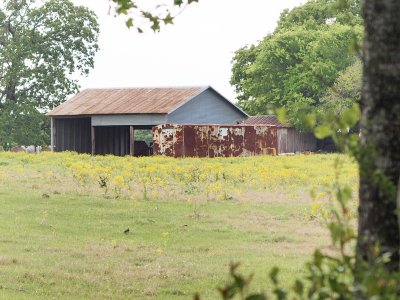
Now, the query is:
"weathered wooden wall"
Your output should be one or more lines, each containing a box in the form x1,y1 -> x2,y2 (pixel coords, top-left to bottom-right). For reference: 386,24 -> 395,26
277,128 -> 316,153
153,124 -> 277,157
288,128 -> 316,153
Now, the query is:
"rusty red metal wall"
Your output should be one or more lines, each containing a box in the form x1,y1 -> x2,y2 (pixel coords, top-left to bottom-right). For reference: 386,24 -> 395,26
152,124 -> 277,157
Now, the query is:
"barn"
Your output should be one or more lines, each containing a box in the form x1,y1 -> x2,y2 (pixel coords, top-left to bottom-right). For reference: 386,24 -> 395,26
47,86 -> 248,156
243,115 -> 317,154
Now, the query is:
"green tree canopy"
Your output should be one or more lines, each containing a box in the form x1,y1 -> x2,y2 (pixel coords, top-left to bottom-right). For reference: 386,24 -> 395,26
230,0 -> 362,129
0,0 -> 99,147
319,58 -> 361,115
0,103 -> 50,147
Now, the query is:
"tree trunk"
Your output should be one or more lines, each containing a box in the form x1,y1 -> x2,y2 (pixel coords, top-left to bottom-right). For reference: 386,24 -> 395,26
6,81 -> 16,102
357,0 -> 400,271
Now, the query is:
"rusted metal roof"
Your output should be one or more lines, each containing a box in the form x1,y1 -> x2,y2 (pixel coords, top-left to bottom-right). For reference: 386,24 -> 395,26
243,115 -> 291,128
47,87 -> 207,116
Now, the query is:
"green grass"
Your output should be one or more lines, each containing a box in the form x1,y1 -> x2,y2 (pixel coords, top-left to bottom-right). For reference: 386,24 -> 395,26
0,153 -> 355,299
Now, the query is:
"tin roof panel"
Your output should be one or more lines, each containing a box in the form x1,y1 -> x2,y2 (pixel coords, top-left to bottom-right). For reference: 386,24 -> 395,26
48,87 -> 206,116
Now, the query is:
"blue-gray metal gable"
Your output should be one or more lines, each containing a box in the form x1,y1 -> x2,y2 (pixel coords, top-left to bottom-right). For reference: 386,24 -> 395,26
166,88 -> 247,124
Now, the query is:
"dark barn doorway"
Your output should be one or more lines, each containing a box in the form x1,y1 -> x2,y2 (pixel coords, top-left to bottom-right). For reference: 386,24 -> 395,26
94,126 -> 153,156
94,126 -> 130,156
53,118 -> 154,157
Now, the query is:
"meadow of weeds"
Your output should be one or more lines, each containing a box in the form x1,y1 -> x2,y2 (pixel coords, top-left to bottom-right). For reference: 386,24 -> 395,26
0,152 -> 358,299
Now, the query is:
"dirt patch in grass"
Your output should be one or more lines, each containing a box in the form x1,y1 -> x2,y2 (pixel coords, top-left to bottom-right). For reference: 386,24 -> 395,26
239,190 -> 313,204
0,256 -> 19,266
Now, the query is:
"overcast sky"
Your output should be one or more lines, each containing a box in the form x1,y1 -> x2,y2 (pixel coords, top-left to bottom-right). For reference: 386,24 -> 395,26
72,0 -> 305,101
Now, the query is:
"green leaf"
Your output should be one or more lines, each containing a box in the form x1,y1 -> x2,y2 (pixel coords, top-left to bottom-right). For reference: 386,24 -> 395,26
304,112 -> 316,129
174,0 -> 183,6
275,107 -> 288,126
269,267 -> 280,285
245,294 -> 267,300
341,103 -> 360,128
151,20 -> 160,32
337,185 -> 352,204
310,188 -> 316,200
313,250 -> 323,267
126,18 -> 133,28
314,125 -> 332,139
273,288 -> 287,300
163,13 -> 174,25
293,279 -> 304,296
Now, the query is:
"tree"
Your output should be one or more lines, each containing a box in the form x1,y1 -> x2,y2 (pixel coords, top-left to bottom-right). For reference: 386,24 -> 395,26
319,59 -> 362,115
230,0 -> 362,129
357,0 -> 400,272
0,103 -> 50,148
0,0 -> 99,146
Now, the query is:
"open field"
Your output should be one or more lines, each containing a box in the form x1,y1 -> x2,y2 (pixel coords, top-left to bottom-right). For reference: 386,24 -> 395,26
0,153 -> 358,299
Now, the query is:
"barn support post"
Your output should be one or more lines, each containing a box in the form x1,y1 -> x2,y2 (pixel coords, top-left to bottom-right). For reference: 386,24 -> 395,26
91,126 -> 95,155
51,118 -> 55,152
130,125 -> 134,155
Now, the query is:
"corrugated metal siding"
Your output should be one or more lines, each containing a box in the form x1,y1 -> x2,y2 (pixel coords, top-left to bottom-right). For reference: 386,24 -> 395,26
54,117 -> 91,153
166,89 -> 247,124
153,124 -> 277,158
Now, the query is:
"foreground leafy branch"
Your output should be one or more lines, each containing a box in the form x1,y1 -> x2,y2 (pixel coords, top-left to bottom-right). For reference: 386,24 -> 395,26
111,0 -> 198,32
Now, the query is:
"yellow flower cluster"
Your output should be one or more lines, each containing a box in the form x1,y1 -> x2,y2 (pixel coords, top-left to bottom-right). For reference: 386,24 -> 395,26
0,152 -> 358,209
59,152 -> 358,203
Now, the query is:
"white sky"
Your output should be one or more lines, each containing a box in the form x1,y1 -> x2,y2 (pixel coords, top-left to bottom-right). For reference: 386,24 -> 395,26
72,0 -> 305,101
